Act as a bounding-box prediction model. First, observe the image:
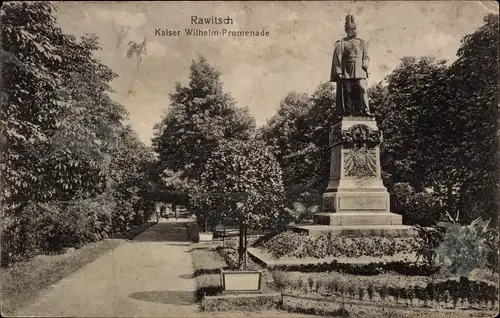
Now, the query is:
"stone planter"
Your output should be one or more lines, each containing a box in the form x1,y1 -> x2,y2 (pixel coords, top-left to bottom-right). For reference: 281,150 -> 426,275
220,268 -> 262,293
198,232 -> 213,242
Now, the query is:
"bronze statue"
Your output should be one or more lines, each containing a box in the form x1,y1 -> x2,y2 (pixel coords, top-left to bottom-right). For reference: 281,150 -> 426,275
330,14 -> 373,117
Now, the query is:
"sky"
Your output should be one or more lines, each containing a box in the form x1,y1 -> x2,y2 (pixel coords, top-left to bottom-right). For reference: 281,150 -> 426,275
54,1 -> 499,145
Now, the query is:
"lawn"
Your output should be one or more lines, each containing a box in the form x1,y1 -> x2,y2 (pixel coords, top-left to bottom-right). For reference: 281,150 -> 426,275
190,244 -> 228,301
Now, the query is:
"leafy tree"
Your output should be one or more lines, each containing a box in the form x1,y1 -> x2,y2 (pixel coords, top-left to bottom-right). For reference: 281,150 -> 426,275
370,14 -> 498,226
109,125 -> 156,230
0,2 -> 155,263
449,13 -> 499,224
1,2 -> 65,210
259,83 -> 335,207
1,2 -> 128,208
200,139 -> 284,269
152,56 -> 255,210
43,34 -> 127,202
373,56 -> 452,193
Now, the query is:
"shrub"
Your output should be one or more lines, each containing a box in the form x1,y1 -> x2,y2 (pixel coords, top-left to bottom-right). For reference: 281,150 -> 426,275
112,200 -> 135,233
413,224 -> 446,267
307,276 -> 314,292
284,202 -> 319,224
485,228 -> 499,273
1,194 -> 115,266
435,217 -> 494,278
282,301 -> 350,318
216,247 -> 239,269
258,231 -> 306,259
403,192 -> 440,226
256,231 -> 418,259
1,202 -> 60,264
390,182 -> 415,213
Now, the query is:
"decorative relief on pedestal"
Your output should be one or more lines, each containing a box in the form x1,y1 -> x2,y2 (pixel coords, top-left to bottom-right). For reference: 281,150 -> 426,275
342,124 -> 380,178
344,147 -> 377,177
342,124 -> 381,147
330,123 -> 382,147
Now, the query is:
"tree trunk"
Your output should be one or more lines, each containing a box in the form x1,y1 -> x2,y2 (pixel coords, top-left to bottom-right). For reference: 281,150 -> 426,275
244,226 -> 248,270
222,224 -> 226,248
239,223 -> 244,270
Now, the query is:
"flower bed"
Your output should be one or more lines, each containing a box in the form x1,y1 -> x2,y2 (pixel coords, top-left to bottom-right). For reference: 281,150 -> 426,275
254,231 -> 418,259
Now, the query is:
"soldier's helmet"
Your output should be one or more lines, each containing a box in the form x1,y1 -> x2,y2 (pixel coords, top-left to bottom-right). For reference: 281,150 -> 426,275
345,14 -> 356,30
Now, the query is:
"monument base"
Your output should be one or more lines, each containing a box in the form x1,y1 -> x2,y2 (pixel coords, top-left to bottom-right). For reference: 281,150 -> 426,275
313,212 -> 402,226
289,224 -> 416,238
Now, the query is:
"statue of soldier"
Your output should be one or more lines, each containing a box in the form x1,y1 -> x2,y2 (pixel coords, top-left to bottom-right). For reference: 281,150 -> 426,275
330,14 -> 373,117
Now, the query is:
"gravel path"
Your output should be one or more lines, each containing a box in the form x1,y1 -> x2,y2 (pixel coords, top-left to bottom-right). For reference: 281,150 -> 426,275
14,220 -> 201,317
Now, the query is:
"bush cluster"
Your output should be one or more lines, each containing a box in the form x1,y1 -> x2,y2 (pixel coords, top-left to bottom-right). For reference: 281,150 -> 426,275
390,183 -> 441,226
1,196 -> 112,264
274,272 -> 498,310
255,231 -> 418,259
1,194 -> 153,266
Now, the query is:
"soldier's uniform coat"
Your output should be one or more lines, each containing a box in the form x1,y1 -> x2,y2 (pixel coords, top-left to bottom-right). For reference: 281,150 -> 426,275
330,37 -> 370,81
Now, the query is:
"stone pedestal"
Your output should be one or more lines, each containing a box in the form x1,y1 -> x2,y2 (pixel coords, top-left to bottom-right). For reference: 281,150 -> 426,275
300,117 -> 413,237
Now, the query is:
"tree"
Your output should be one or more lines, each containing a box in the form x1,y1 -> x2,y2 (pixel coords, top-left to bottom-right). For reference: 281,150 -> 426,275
200,139 -> 284,269
152,55 -> 255,211
1,2 -> 65,211
449,13 -> 499,224
372,56 -> 452,192
109,125 -> 156,230
369,56 -> 468,224
371,14 -> 499,225
0,2 -> 154,263
42,33 -> 127,202
259,83 -> 335,207
1,2 -> 128,209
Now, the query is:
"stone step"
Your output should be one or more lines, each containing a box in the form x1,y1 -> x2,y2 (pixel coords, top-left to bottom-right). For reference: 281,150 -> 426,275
313,212 -> 402,226
290,224 -> 416,237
